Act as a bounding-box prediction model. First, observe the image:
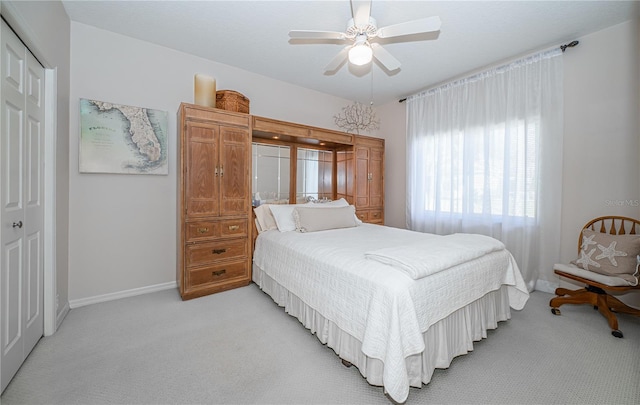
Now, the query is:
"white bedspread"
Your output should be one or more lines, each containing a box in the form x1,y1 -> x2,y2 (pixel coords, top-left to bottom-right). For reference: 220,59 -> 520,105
364,233 -> 505,279
253,224 -> 529,403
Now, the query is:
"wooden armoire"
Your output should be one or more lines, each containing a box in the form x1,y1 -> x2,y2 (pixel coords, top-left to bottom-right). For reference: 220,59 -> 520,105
177,103 -> 252,300
353,136 -> 384,224
336,135 -> 385,225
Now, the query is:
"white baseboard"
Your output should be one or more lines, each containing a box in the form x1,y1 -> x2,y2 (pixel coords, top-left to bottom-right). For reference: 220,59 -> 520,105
50,302 -> 70,336
534,279 -> 557,294
69,281 -> 178,309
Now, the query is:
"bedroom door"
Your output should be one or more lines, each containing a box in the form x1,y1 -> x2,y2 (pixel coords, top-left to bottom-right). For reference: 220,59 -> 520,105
1,20 -> 45,393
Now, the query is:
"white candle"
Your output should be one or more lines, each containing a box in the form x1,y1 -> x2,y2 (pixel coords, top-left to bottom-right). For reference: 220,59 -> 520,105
194,74 -> 216,107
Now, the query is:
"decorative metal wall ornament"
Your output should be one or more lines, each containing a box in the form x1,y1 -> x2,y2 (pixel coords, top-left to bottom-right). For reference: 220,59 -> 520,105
334,102 -> 380,134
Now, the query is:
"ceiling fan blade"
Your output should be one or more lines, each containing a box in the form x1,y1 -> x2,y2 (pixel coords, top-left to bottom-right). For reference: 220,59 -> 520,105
325,47 -> 350,73
289,30 -> 346,40
376,16 -> 441,39
351,0 -> 372,28
371,43 -> 401,71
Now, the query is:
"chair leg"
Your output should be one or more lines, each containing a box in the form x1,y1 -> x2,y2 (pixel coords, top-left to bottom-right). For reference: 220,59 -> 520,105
550,289 -> 596,309
549,289 -> 627,337
554,287 -> 587,297
595,294 -> 619,332
605,295 -> 640,316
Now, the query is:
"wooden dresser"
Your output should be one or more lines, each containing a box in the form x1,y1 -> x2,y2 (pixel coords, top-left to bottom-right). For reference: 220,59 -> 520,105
177,103 -> 252,300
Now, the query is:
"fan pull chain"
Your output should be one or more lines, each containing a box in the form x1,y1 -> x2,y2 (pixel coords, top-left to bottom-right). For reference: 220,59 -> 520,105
370,66 -> 374,105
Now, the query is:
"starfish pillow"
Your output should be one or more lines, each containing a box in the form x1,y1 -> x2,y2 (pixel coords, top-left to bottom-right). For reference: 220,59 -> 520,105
571,229 -> 640,284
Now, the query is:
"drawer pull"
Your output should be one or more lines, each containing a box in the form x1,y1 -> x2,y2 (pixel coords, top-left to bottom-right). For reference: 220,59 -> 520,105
212,269 -> 226,277
228,225 -> 240,231
212,248 -> 227,255
197,227 -> 209,234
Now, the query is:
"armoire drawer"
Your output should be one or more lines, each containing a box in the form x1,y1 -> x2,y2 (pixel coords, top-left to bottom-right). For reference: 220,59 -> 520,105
356,209 -> 384,224
186,218 -> 248,242
187,261 -> 249,288
369,209 -> 383,222
219,219 -> 248,238
186,238 -> 247,267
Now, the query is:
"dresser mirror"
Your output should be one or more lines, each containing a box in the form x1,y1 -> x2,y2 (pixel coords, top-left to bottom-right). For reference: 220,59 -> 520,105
252,143 -> 290,204
251,142 -> 335,205
296,148 -> 333,203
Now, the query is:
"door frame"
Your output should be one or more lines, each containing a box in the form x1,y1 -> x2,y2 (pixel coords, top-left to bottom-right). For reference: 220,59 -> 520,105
43,68 -> 57,336
1,6 -> 59,336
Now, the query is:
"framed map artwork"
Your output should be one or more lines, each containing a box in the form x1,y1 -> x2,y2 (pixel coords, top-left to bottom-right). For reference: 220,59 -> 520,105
79,98 -> 169,175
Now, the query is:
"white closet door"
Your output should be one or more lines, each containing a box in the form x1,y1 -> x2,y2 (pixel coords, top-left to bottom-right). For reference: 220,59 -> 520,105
1,20 -> 45,393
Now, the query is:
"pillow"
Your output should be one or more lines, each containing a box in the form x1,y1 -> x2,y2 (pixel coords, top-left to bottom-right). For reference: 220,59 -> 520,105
269,203 -> 311,232
253,204 -> 278,233
571,229 -> 640,284
254,218 -> 263,234
293,205 -> 359,233
309,198 -> 362,224
309,198 -> 349,207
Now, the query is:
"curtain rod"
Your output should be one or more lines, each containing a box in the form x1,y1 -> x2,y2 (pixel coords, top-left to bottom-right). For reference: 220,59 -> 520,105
398,40 -> 579,103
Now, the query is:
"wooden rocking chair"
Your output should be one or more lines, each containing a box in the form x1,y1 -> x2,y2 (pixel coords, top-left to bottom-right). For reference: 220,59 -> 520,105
550,216 -> 640,338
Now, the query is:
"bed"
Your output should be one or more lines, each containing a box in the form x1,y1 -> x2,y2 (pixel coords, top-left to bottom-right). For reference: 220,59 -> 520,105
252,202 -> 529,403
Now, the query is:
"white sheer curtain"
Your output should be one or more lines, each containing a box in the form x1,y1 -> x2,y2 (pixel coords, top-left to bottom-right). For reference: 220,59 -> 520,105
406,48 -> 563,290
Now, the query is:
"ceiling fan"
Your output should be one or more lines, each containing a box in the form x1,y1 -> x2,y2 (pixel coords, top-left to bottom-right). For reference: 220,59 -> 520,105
288,0 -> 441,73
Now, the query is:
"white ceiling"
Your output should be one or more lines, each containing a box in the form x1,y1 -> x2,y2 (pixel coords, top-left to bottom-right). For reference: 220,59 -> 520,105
62,0 -> 639,105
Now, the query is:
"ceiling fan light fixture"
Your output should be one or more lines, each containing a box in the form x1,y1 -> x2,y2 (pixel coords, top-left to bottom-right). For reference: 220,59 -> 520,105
348,42 -> 373,66
289,0 -> 441,74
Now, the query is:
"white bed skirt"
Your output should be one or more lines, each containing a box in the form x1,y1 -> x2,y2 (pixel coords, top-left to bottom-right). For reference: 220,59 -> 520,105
253,263 -> 512,391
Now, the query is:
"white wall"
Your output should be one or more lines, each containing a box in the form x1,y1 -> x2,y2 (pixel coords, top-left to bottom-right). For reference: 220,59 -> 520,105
561,19 -> 640,307
378,19 -> 640,302
561,19 -> 640,264
68,22 -> 356,303
377,99 -> 406,229
2,0 -> 71,325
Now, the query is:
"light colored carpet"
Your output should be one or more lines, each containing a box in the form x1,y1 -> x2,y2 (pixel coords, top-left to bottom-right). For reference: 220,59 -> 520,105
2,284 -> 639,404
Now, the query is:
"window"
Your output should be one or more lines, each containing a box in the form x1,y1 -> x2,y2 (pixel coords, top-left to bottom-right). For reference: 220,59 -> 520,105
406,48 -> 564,289
422,120 -> 538,219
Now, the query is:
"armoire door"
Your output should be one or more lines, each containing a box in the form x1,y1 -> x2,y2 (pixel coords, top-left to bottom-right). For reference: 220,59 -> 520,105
355,146 -> 372,208
1,20 -> 45,393
368,146 -> 384,207
219,125 -> 250,216
184,120 -> 220,218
